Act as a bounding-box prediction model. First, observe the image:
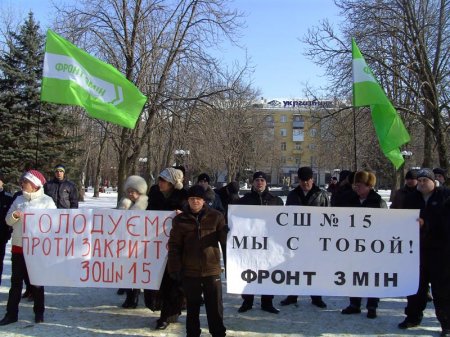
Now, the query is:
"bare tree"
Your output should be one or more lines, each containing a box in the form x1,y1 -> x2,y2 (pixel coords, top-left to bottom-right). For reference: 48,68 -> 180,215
302,0 -> 449,175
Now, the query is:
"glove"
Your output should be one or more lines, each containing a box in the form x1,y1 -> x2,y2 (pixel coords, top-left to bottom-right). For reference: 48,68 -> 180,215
169,271 -> 182,283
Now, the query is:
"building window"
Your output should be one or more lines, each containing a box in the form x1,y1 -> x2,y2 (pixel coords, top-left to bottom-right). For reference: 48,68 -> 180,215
295,157 -> 301,165
280,115 -> 287,123
309,144 -> 316,150
294,142 -> 302,150
281,156 -> 286,164
293,129 -> 304,142
281,142 -> 286,151
310,128 -> 317,137
280,128 -> 287,137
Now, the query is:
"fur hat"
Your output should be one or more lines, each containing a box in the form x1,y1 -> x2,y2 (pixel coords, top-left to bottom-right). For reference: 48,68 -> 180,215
253,171 -> 267,181
159,168 -> 184,190
197,173 -> 211,184
353,171 -> 376,188
124,175 -> 148,195
417,168 -> 435,182
297,167 -> 313,181
22,170 -> 46,189
187,185 -> 206,199
338,170 -> 352,183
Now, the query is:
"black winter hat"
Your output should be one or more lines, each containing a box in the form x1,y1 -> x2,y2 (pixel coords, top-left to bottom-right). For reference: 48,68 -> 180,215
227,181 -> 240,194
297,167 -> 313,181
188,185 -> 206,199
433,168 -> 446,178
405,169 -> 418,180
417,168 -> 435,182
339,170 -> 351,183
197,173 -> 210,184
252,171 -> 267,181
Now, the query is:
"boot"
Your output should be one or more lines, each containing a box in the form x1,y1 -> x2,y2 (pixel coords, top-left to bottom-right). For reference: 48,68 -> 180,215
0,314 -> 18,326
122,289 -> 139,309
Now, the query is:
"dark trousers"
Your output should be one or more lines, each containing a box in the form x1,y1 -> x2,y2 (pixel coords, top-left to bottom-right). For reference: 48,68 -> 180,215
147,268 -> 183,324
6,253 -> 44,319
183,275 -> 226,337
0,240 -> 7,285
405,252 -> 450,329
241,294 -> 274,308
349,297 -> 379,309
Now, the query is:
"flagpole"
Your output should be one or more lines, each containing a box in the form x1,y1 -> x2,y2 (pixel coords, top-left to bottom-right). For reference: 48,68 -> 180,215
353,106 -> 357,171
35,102 -> 41,167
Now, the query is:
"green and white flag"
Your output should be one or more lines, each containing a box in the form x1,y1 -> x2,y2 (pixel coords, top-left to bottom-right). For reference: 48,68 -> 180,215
41,30 -> 147,129
352,38 -> 410,169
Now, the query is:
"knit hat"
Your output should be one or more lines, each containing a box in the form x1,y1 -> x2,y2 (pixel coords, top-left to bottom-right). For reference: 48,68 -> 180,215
197,173 -> 211,184
227,181 -> 239,194
417,168 -> 435,182
353,171 -> 376,188
54,164 -> 66,172
124,175 -> 148,195
22,169 -> 46,189
297,167 -> 313,181
187,185 -> 206,199
253,171 -> 267,181
405,169 -> 418,180
159,167 -> 183,190
433,168 -> 446,178
339,170 -> 352,183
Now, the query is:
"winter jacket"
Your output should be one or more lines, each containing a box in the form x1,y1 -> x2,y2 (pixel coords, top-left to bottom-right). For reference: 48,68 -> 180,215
390,185 -> 417,209
117,195 -> 148,210
147,184 -> 187,211
204,186 -> 225,214
44,178 -> 79,209
0,190 -> 13,243
404,187 -> 450,252
286,184 -> 329,207
341,189 -> 387,209
6,188 -> 56,248
168,205 -> 227,277
238,188 -> 284,206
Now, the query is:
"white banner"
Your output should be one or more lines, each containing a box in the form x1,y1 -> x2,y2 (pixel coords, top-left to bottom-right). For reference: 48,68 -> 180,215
21,209 -> 174,289
227,205 -> 420,297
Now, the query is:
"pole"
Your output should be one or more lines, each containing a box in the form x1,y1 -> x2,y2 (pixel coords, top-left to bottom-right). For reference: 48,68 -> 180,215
35,103 -> 41,167
353,107 -> 357,171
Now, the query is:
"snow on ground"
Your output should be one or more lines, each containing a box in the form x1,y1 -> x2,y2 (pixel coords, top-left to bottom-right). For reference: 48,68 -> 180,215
0,191 -> 442,337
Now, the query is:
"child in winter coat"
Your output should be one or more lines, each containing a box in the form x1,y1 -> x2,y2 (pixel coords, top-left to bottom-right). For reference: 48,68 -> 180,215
117,175 -> 148,309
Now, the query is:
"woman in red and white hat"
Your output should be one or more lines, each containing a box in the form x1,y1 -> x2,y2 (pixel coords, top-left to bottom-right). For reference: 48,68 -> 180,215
0,170 -> 56,325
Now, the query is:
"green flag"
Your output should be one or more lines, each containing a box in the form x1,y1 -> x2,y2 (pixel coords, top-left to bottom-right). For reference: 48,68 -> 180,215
352,38 -> 410,169
41,30 -> 147,129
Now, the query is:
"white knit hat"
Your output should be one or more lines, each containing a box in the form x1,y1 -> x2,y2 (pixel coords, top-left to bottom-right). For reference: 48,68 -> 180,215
124,175 -> 148,195
159,168 -> 183,190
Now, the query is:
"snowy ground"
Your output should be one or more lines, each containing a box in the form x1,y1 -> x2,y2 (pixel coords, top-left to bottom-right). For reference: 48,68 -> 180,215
0,191 -> 442,337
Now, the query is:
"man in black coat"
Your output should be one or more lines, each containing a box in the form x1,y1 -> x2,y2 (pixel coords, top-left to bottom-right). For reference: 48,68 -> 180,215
397,168 -> 450,337
44,164 -> 78,209
280,166 -> 328,309
237,171 -> 283,315
0,172 -> 13,285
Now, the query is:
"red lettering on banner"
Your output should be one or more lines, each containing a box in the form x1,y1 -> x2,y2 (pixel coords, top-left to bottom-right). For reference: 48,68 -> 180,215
117,240 -> 126,257
141,240 -> 150,258
56,214 -> 70,233
38,214 -> 52,233
126,216 -> 140,237
92,239 -> 101,256
82,238 -> 91,256
162,216 -> 173,237
92,214 -> 104,234
32,237 -> 40,254
42,237 -> 51,255
22,212 -> 35,234
73,214 -> 87,234
142,262 -> 151,283
103,239 -> 114,257
129,240 -> 138,258
80,261 -> 123,283
154,241 -> 163,259
107,214 -> 123,235
145,215 -> 159,237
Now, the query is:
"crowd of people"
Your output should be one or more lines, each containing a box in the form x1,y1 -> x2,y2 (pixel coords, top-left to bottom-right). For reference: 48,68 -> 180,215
0,164 -> 449,337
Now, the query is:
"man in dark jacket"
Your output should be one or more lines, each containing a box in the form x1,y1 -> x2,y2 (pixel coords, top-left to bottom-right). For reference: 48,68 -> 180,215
390,169 -> 418,209
340,171 -> 387,319
237,171 -> 283,314
168,185 -> 227,337
0,172 -> 13,285
197,173 -> 224,214
397,168 -> 450,337
44,164 -> 78,209
280,166 -> 328,309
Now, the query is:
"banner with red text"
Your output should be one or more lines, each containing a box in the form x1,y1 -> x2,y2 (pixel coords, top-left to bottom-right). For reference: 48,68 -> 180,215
22,209 -> 174,289
227,205 -> 419,297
